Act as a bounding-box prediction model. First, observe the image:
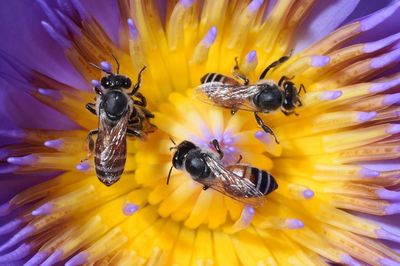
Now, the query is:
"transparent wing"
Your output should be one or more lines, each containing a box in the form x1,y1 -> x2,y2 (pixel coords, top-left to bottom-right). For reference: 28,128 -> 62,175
97,109 -> 128,164
202,156 -> 266,207
194,83 -> 263,112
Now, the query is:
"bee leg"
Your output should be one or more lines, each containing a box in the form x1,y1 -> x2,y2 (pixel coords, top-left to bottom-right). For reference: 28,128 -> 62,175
82,129 -> 98,162
85,103 -> 96,115
211,139 -> 224,159
259,49 -> 293,80
254,112 -> 280,144
203,185 -> 210,190
129,66 -> 146,96
143,108 -> 155,118
232,57 -> 249,85
127,128 -> 144,139
231,109 -> 238,115
278,75 -> 295,86
281,110 -> 291,116
297,98 -> 303,107
298,84 -> 306,94
133,92 -> 147,107
236,154 -> 243,164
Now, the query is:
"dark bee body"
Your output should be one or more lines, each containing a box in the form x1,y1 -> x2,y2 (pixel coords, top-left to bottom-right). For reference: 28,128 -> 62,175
227,165 -> 278,195
196,53 -> 305,143
168,140 -> 278,206
84,59 -> 156,186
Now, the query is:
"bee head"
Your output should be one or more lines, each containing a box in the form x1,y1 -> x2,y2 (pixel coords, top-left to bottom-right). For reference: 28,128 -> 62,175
101,90 -> 128,120
101,75 -> 132,90
254,84 -> 283,112
172,141 -> 197,169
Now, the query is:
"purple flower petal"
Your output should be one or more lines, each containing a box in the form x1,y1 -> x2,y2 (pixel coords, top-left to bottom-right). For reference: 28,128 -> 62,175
295,0 -> 360,52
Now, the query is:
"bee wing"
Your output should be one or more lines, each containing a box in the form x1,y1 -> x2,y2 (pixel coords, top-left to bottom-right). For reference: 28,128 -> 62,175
203,156 -> 266,207
97,109 -> 128,163
195,83 -> 263,112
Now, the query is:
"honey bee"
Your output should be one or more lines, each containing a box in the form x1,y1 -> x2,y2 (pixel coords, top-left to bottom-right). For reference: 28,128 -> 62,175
195,51 -> 305,143
167,139 -> 278,206
84,56 -> 156,186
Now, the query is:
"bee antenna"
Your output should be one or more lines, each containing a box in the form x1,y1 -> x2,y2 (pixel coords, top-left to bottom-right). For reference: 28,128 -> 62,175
89,62 -> 113,75
111,54 -> 120,74
169,136 -> 176,145
166,165 -> 173,185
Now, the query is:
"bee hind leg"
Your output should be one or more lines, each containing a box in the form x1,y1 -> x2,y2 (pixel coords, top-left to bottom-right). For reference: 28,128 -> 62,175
81,129 -> 98,162
133,92 -> 147,107
232,57 -> 249,85
203,185 -> 210,190
254,112 -> 280,144
85,103 -> 96,115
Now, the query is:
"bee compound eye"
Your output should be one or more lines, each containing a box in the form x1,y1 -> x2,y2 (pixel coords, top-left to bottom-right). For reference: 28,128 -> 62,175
125,78 -> 132,88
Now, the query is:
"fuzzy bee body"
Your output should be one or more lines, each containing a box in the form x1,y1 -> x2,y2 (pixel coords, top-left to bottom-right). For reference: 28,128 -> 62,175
195,53 -> 305,143
84,60 -> 156,186
168,140 -> 278,206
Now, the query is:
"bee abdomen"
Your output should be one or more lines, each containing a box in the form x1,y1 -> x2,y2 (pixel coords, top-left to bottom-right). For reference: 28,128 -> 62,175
94,155 -> 126,186
200,73 -> 226,84
251,167 -> 278,195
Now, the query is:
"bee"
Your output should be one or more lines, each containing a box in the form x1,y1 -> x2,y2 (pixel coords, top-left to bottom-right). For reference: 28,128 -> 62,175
84,56 -> 156,186
167,139 -> 278,206
195,51 -> 305,143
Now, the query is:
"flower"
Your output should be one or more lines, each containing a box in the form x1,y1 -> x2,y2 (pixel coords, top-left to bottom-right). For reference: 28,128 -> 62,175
1,0 -> 400,265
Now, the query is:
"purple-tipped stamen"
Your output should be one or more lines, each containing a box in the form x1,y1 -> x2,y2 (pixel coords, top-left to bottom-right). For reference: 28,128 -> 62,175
201,26 -> 217,47
123,203 -> 139,216
41,250 -> 63,266
241,205 -> 255,225
341,254 -> 361,266
37,88 -> 63,101
0,130 -> 27,139
357,111 -> 376,122
91,79 -> 101,88
311,55 -> 330,67
247,0 -> 263,13
385,203 -> 400,215
7,154 -> 38,166
358,168 -> 380,178
370,77 -> 400,93
36,0 -> 67,35
364,33 -> 400,53
302,189 -> 315,199
0,219 -> 23,236
360,1 -> 400,32
386,124 -> 400,134
100,61 -> 112,72
376,227 -> 400,243
0,225 -> 35,253
180,0 -> 194,8
44,139 -> 64,150
0,243 -> 32,262
32,203 -> 54,216
56,10 -> 82,36
370,49 -> 400,69
379,258 -> 400,266
127,18 -> 139,39
65,251 -> 89,266
376,189 -> 400,201
285,219 -> 304,229
0,165 -> 19,174
69,0 -> 89,20
41,21 -> 70,49
24,251 -> 48,266
246,50 -> 257,63
320,91 -> 342,100
382,93 -> 400,106
76,161 -> 90,171
0,202 -> 10,217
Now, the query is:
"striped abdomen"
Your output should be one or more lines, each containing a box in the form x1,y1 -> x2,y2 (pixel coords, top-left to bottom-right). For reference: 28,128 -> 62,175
228,165 -> 278,195
94,136 -> 127,186
200,73 -> 240,85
